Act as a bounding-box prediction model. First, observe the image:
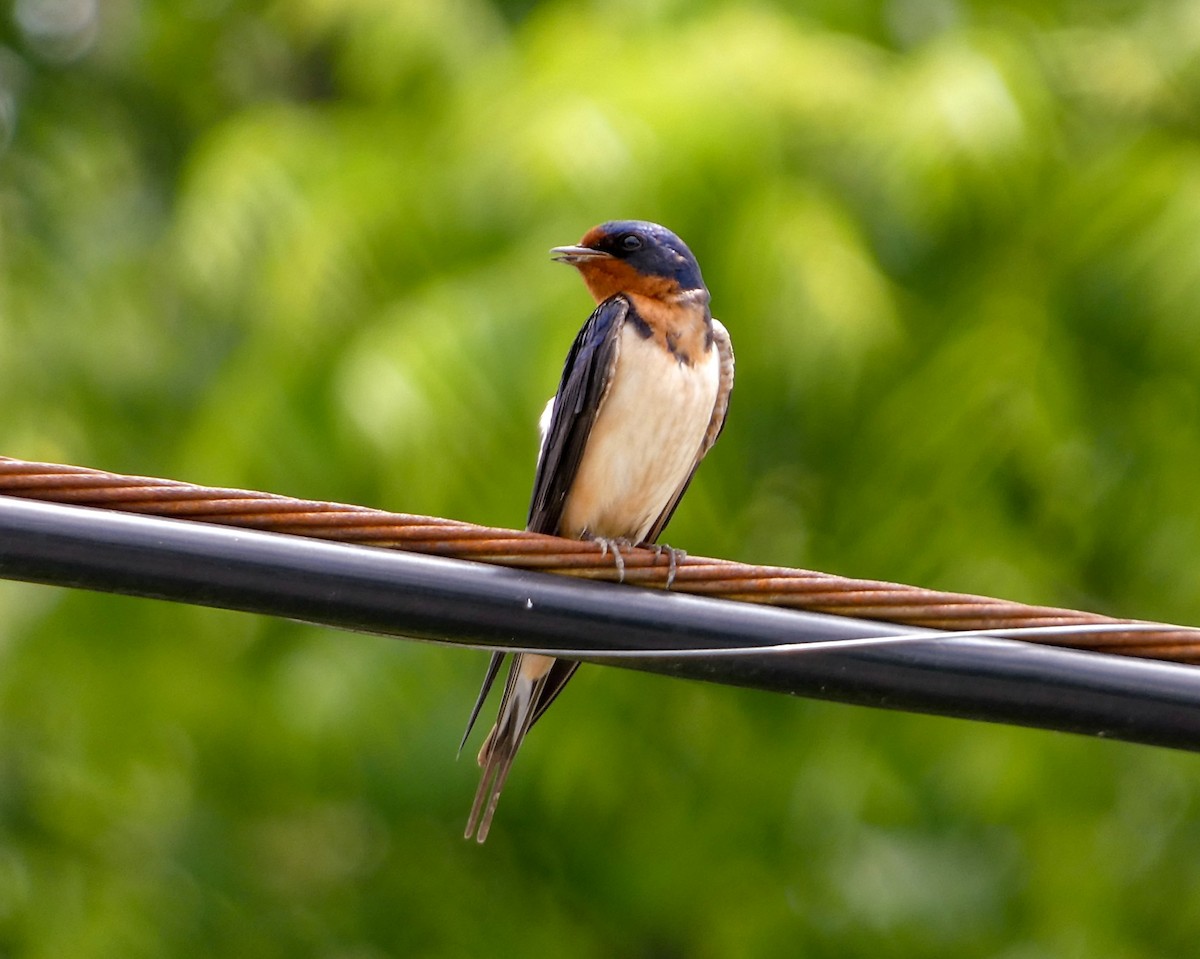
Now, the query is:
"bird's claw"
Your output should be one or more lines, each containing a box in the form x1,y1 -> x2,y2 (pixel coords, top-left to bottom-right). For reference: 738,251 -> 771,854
649,543 -> 687,588
591,535 -> 633,582
587,535 -> 685,587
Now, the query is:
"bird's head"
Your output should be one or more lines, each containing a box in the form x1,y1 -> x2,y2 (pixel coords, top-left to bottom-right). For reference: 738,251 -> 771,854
551,220 -> 708,306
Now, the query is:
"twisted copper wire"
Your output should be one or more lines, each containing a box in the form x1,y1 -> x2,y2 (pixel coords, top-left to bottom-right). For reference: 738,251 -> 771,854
2,456 -> 1197,662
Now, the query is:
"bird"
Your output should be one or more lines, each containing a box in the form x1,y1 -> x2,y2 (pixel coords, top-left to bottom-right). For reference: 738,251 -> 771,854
461,220 -> 735,842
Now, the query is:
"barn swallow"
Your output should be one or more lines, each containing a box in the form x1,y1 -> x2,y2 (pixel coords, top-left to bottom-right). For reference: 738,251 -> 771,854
461,220 -> 735,842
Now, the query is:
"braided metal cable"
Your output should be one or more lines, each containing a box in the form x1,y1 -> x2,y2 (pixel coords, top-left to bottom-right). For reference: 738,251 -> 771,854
1,456 -> 1196,662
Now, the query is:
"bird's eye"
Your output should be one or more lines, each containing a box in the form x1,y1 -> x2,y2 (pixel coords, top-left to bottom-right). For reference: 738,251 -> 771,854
620,233 -> 643,251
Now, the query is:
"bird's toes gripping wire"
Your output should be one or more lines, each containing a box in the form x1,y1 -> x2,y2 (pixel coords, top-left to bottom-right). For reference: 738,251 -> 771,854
649,544 -> 687,589
590,535 -> 634,583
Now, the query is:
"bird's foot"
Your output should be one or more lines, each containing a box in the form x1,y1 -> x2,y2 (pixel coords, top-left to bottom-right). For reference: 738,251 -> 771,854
648,543 -> 687,588
589,535 -> 634,583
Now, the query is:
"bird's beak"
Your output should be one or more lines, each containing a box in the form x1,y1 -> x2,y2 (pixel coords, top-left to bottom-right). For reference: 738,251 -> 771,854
550,244 -> 612,265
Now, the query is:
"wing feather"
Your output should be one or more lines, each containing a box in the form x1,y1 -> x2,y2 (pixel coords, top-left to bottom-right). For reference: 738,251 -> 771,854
459,296 -> 625,765
526,295 -> 628,534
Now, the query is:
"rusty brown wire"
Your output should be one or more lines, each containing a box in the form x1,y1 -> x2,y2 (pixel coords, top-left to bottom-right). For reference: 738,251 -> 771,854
2,455 -> 1197,663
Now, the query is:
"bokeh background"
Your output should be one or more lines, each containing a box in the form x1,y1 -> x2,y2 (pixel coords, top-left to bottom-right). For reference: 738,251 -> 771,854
3,0 -> 1200,955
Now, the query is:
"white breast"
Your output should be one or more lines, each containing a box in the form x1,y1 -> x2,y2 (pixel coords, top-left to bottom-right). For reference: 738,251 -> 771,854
557,324 -> 721,542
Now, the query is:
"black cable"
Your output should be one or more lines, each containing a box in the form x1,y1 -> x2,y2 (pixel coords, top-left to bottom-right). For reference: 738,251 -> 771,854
2,494 -> 1199,751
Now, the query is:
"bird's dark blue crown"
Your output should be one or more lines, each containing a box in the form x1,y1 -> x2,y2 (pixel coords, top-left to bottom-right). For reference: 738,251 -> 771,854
587,220 -> 707,292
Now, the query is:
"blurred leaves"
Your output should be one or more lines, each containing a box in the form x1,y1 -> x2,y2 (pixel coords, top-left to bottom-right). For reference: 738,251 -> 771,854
3,0 -> 1200,955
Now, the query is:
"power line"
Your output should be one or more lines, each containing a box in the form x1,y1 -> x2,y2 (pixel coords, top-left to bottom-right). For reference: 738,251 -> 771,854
1,456 -> 1196,661
2,492 -> 1200,752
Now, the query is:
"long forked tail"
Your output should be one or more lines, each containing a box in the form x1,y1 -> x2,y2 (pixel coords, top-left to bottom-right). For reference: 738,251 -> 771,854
464,653 -> 554,843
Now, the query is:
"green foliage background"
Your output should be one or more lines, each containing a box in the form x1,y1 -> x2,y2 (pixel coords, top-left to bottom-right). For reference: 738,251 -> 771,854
3,0 -> 1200,955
